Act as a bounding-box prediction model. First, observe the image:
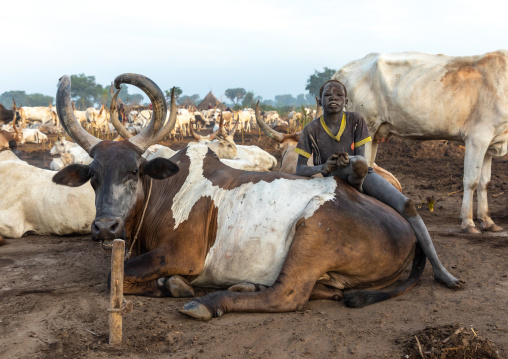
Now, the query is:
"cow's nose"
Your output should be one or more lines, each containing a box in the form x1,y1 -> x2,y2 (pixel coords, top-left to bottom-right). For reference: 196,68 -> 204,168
91,217 -> 124,241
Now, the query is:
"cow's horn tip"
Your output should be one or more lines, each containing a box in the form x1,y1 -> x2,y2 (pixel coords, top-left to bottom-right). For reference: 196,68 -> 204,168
179,301 -> 212,320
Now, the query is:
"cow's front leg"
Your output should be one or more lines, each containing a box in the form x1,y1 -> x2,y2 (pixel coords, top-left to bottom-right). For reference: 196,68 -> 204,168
121,246 -> 203,297
156,275 -> 195,297
477,153 -> 502,231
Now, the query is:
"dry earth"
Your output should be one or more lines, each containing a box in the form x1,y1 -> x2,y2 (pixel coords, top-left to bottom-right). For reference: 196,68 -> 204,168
1,132 -> 507,358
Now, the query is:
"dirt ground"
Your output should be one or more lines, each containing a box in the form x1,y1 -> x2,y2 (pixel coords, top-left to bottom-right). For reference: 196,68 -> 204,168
1,131 -> 507,358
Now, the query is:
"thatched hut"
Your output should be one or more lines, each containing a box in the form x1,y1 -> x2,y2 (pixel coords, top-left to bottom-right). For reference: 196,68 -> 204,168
180,97 -> 197,110
197,91 -> 227,111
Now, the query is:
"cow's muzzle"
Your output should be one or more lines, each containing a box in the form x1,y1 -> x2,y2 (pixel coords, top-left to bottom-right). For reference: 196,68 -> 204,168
91,217 -> 125,244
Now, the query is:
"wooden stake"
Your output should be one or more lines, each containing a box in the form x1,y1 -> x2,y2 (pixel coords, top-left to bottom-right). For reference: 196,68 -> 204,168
109,239 -> 125,345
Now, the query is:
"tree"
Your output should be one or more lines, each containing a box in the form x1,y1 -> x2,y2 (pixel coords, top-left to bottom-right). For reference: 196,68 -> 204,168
1,91 -> 54,107
242,91 -> 255,108
305,67 -> 336,98
225,88 -> 246,105
165,87 -> 182,104
69,73 -> 103,109
274,94 -> 297,107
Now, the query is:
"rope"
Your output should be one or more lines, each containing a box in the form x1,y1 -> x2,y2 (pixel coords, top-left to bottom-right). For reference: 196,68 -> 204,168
125,178 -> 153,259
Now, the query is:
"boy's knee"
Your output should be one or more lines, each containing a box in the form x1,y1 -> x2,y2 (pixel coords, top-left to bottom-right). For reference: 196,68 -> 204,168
403,198 -> 418,217
352,157 -> 368,179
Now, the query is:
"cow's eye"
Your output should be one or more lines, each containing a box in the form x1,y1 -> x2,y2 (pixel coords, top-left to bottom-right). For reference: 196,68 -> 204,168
132,168 -> 139,175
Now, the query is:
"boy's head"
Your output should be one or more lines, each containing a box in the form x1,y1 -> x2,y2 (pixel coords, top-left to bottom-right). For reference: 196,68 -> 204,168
319,79 -> 347,99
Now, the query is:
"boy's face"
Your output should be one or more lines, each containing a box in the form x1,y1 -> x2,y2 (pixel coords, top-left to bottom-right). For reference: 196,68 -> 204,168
320,82 -> 347,115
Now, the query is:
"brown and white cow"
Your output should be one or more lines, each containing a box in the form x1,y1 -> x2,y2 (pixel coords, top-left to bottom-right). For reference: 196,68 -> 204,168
53,73 -> 426,321
334,50 -> 508,233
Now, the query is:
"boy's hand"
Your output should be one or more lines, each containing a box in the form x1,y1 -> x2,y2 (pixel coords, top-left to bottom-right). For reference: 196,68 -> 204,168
337,152 -> 350,167
323,154 -> 339,173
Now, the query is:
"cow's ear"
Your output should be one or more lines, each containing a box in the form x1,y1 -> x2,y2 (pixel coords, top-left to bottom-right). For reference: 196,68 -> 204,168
52,164 -> 91,187
141,158 -> 179,180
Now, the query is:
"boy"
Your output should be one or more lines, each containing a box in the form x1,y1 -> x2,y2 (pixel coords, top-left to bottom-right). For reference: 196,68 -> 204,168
296,79 -> 463,289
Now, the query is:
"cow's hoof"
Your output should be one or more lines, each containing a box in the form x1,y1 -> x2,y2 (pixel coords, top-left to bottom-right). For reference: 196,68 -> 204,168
228,282 -> 257,292
179,301 -> 212,321
483,224 -> 503,232
461,226 -> 481,234
165,275 -> 195,298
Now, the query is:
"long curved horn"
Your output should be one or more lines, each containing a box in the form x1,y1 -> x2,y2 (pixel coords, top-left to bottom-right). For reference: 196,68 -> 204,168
57,76 -> 102,153
113,74 -> 167,152
189,120 -> 201,140
229,116 -> 239,137
150,87 -> 177,144
254,101 -> 284,143
110,87 -> 133,139
315,96 -> 322,118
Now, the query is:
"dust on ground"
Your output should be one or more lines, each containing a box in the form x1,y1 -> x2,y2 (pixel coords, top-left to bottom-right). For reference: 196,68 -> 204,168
1,133 -> 508,358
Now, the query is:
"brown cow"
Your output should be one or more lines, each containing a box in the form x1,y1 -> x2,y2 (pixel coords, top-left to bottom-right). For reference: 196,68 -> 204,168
53,73 -> 426,321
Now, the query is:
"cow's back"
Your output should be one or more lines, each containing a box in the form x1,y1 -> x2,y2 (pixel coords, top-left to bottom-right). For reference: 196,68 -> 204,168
335,51 -> 508,141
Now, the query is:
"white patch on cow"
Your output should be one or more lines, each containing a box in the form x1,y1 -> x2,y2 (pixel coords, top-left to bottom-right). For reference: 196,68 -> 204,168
172,145 -> 337,287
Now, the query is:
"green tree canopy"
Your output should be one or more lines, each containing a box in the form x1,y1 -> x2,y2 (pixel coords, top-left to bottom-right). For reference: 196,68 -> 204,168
165,87 -> 182,104
0,90 -> 53,108
274,94 -> 297,107
225,88 -> 246,105
241,91 -> 255,108
70,73 -> 103,109
305,67 -> 336,98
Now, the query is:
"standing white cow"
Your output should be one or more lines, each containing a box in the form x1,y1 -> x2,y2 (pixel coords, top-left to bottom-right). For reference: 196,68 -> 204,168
334,50 -> 508,233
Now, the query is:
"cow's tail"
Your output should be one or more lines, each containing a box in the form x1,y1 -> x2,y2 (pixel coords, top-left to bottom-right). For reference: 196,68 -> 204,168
343,243 -> 426,308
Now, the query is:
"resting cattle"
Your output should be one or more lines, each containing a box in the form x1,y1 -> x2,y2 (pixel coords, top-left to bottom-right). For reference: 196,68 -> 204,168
190,118 -> 277,171
53,73 -> 426,321
334,50 -> 508,233
0,155 -> 95,238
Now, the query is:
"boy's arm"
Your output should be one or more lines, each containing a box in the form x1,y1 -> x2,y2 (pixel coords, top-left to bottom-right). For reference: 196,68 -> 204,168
296,153 -> 338,177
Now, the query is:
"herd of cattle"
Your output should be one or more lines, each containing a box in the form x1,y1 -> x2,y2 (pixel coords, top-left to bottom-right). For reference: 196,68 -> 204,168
0,49 -> 507,319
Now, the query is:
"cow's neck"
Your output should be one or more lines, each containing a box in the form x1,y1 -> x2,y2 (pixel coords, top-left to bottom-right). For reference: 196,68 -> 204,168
124,175 -> 152,256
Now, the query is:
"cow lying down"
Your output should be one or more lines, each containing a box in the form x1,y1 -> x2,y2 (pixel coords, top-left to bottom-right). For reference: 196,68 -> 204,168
0,152 -> 95,238
54,73 -> 427,321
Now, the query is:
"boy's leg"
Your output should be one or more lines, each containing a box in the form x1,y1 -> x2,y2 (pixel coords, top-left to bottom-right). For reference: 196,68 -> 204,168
362,171 -> 464,289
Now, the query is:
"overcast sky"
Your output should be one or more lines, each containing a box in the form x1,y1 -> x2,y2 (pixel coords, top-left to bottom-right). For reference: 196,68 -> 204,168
2,0 -> 507,104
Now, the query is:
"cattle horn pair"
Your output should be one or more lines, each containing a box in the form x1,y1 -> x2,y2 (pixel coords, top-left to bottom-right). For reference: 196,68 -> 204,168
254,101 -> 302,143
57,74 -> 177,154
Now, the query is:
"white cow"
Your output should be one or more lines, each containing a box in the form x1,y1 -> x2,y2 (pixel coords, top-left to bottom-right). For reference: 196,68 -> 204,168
50,138 -> 93,165
236,109 -> 253,132
334,50 -> 508,233
190,121 -> 276,171
49,152 -> 73,171
20,129 -> 48,144
18,105 -> 56,126
86,105 -> 110,133
0,159 -> 95,238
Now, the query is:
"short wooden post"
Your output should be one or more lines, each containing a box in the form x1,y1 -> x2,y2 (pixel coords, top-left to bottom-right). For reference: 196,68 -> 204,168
109,239 -> 125,345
